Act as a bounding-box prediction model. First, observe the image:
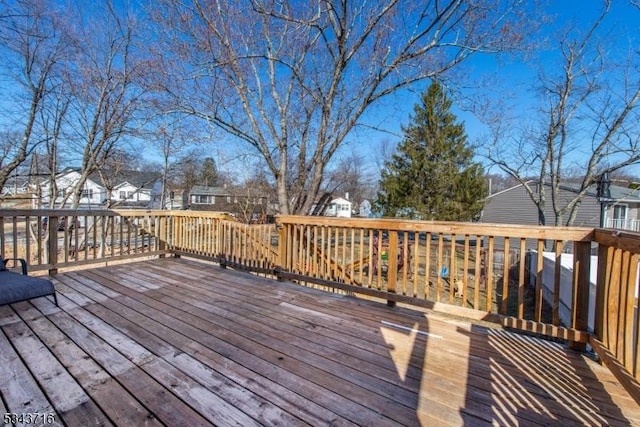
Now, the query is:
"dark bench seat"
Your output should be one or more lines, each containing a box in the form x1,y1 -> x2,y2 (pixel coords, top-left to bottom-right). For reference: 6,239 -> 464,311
0,257 -> 57,306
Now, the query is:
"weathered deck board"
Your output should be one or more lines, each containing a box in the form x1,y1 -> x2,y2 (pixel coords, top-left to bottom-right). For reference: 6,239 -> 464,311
1,257 -> 639,426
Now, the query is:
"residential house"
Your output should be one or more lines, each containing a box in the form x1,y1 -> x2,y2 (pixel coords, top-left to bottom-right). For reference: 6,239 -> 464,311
35,168 -> 161,209
601,184 -> 640,231
36,168 -> 105,208
481,181 -> 640,231
325,196 -> 353,218
187,185 -> 270,221
106,171 -> 162,208
1,173 -> 33,208
162,188 -> 188,210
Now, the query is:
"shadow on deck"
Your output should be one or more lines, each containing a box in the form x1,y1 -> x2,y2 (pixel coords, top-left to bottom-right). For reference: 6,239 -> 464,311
0,257 -> 638,426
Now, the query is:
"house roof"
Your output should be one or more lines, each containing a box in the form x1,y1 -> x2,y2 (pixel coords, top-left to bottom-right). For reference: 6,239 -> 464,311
190,185 -> 233,196
608,184 -> 640,202
330,197 -> 352,205
487,180 -> 640,202
90,170 -> 161,189
113,181 -> 152,191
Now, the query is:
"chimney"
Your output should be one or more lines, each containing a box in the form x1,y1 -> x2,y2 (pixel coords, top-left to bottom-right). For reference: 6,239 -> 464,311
345,192 -> 349,200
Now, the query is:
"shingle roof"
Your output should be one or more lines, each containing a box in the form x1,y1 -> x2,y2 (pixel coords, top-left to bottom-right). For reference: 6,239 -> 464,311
190,185 -> 232,196
487,180 -> 640,202
88,170 -> 161,189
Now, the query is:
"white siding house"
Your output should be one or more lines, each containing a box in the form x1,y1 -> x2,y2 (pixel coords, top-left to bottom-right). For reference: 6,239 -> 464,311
37,169 -> 106,208
113,181 -> 152,203
36,168 -> 161,209
325,197 -> 352,218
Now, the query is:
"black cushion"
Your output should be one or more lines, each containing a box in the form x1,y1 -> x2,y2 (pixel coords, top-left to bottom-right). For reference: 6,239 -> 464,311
0,271 -> 56,306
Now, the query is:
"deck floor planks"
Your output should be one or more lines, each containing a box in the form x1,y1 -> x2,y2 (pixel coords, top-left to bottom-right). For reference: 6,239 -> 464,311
58,272 -> 359,427
52,276 -> 261,427
1,257 -> 639,426
135,272 -> 422,395
97,260 -> 637,426
59,274 -> 311,427
44,291 -> 215,426
137,261 -> 633,426
78,268 -> 409,426
104,260 -> 640,422
2,304 -> 111,427
209,264 -> 638,407
112,266 -> 426,391
0,322 -> 62,425
139,264 -> 620,418
13,301 -> 161,427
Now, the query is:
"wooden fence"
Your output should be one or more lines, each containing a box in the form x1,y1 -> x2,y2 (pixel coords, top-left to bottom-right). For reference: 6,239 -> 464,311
0,209 -> 637,401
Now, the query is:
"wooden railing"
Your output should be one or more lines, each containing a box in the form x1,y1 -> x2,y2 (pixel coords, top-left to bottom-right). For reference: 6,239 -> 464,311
592,230 -> 640,400
276,216 -> 595,341
0,209 -> 638,401
169,211 -> 278,273
0,209 -> 175,273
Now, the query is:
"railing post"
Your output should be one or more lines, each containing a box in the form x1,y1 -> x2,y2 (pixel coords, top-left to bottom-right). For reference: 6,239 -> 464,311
48,216 -> 58,276
595,243 -> 613,346
277,221 -> 287,281
387,231 -> 398,307
571,241 -> 591,351
157,214 -> 166,258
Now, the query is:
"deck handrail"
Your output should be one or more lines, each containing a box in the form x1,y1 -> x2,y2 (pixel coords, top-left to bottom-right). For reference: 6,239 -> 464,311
0,209 -> 638,400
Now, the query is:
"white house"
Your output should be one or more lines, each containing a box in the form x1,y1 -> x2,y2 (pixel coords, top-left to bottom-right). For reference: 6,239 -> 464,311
113,181 -> 152,204
36,169 -> 106,208
35,168 -> 161,209
325,197 -> 352,218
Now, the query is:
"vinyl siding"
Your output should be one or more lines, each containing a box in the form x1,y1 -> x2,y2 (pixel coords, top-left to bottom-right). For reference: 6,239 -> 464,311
481,184 -> 601,227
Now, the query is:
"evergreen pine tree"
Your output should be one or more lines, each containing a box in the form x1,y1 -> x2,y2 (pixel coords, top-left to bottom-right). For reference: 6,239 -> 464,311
376,83 -> 486,221
199,157 -> 219,187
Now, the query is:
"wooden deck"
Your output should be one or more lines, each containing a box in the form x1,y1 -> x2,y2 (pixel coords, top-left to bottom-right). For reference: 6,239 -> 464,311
1,258 -> 639,426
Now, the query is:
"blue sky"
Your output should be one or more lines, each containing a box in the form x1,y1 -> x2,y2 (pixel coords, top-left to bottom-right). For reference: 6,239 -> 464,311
333,0 -> 640,182
63,1 -> 640,183
3,1 -> 638,184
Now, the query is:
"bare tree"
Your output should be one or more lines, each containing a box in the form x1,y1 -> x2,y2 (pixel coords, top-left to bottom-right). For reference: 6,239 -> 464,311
230,165 -> 275,223
152,0 -> 537,214
151,121 -> 194,209
324,150 -> 376,210
0,0 -> 69,192
58,2 -> 151,209
486,1 -> 640,226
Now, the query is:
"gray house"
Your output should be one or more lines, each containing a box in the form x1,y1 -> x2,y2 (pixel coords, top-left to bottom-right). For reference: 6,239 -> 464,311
481,181 -> 640,231
187,185 -> 271,222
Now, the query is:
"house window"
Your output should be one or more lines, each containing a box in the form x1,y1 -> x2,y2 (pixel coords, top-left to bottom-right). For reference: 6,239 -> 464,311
613,204 -> 627,220
192,195 -> 214,204
119,191 -> 127,199
81,189 -> 93,199
612,204 -> 628,228
56,189 -> 65,198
